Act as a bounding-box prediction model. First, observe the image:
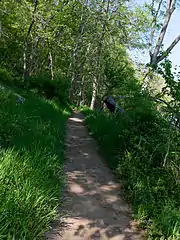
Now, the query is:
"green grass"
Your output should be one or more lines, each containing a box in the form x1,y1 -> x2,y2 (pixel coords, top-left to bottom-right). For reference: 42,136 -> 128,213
82,102 -> 180,240
0,86 -> 70,239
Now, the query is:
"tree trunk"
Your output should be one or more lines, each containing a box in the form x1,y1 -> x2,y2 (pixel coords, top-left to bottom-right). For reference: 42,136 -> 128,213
49,51 -> 54,80
29,37 -> 40,76
149,0 -> 163,56
23,21 -> 34,82
77,75 -> 85,106
150,0 -> 176,66
89,0 -> 110,108
23,0 -> 38,83
70,2 -> 86,102
90,76 -> 97,110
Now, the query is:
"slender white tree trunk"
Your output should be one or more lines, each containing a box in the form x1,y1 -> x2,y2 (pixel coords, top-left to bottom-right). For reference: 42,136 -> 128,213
49,51 -> 54,80
23,0 -> 38,83
150,0 -> 176,66
90,76 -> 97,109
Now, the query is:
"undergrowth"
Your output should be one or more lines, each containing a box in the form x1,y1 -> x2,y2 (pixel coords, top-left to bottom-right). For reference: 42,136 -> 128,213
0,86 -> 70,239
82,94 -> 180,240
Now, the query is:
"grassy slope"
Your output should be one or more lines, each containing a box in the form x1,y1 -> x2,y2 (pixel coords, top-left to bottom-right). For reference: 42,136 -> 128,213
82,107 -> 180,240
0,86 -> 70,239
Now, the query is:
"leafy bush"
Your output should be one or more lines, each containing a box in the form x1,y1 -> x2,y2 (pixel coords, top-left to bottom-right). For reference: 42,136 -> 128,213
0,67 -> 25,88
83,93 -> 180,240
0,87 -> 70,239
0,67 -> 14,86
28,73 -> 70,105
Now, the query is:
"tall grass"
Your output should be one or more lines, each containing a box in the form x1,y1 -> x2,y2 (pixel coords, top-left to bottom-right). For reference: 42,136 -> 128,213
82,94 -> 180,240
0,87 -> 70,239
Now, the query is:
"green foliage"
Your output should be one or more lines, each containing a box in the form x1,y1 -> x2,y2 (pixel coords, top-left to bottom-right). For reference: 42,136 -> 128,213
158,60 -> 180,100
103,47 -> 137,94
28,73 -> 70,105
156,59 -> 180,127
127,3 -> 152,49
0,86 -> 70,239
0,67 -> 14,86
0,0 -> 152,105
83,92 -> 180,240
0,67 -> 23,88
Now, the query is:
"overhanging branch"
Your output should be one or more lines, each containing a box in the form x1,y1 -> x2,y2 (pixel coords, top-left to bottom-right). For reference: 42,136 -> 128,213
157,34 -> 180,63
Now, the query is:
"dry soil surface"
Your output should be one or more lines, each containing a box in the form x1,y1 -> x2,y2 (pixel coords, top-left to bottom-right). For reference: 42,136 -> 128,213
46,112 -> 144,240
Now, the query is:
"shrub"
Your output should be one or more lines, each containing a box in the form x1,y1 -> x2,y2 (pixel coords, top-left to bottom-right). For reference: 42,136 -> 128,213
28,73 -> 70,105
83,93 -> 180,239
0,67 -> 14,86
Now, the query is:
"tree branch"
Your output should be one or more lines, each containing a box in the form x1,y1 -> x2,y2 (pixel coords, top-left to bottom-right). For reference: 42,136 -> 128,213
149,0 -> 163,56
169,0 -> 176,13
150,0 -> 176,66
157,34 -> 180,63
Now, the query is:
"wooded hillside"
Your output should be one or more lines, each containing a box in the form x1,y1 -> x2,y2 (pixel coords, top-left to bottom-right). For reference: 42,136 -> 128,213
0,0 -> 180,239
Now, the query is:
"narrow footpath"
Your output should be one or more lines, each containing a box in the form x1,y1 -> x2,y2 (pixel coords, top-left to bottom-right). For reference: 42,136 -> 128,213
46,112 -> 144,240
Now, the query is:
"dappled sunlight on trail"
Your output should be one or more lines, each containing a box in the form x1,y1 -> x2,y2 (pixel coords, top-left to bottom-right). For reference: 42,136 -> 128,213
46,112 -> 144,240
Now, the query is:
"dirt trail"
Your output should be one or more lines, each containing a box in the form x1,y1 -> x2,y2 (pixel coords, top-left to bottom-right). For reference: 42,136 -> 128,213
46,112 -> 144,240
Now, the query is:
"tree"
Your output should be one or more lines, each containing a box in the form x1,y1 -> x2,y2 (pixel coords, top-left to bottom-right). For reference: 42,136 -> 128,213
0,0 -> 151,107
149,0 -> 180,67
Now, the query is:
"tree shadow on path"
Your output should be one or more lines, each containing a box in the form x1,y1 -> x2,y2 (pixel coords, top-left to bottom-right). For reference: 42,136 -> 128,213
45,112 -> 145,240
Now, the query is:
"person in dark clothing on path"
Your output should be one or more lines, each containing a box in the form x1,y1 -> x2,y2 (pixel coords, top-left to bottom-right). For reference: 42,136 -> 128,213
100,96 -> 125,114
103,96 -> 116,113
